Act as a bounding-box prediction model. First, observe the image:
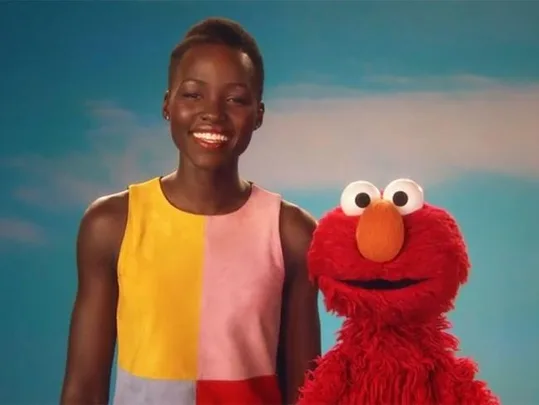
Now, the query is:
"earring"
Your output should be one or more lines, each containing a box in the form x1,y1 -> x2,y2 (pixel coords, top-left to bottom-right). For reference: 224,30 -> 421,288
164,115 -> 170,121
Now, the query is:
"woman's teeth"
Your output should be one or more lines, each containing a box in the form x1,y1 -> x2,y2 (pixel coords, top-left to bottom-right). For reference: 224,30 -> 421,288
193,132 -> 229,143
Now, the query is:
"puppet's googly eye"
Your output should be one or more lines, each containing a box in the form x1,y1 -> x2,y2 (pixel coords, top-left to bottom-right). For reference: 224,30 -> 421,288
340,181 -> 381,216
382,178 -> 424,215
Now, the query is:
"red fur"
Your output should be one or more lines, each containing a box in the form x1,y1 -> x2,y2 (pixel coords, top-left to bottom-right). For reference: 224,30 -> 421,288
298,202 -> 499,405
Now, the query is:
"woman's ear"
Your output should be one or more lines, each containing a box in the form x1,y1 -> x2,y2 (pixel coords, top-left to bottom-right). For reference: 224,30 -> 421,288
162,90 -> 170,120
255,102 -> 265,130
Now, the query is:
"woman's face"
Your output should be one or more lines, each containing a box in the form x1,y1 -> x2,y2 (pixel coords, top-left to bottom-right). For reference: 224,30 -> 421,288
164,43 -> 264,171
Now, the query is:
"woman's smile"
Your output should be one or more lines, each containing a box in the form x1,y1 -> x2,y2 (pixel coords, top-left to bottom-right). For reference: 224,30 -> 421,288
191,131 -> 231,150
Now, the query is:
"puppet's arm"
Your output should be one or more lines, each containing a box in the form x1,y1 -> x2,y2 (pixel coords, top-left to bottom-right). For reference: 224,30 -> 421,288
434,358 -> 500,405
297,348 -> 348,405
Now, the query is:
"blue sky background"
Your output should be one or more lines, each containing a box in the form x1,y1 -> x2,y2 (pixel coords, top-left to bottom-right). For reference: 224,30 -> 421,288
1,1 -> 539,404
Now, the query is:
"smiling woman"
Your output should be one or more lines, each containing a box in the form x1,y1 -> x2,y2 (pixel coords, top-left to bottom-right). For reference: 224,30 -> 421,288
164,40 -> 261,173
59,17 -> 321,405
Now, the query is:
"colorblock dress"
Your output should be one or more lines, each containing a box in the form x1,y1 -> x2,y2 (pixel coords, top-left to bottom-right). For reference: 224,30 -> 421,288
112,177 -> 285,405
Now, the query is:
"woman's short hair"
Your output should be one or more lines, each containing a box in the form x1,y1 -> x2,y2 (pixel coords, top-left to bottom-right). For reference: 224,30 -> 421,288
168,17 -> 264,99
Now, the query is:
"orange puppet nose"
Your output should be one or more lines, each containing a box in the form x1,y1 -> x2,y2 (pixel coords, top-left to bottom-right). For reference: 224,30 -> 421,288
356,199 -> 405,263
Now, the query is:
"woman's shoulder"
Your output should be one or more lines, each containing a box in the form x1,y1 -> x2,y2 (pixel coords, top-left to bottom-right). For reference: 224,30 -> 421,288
278,200 -> 317,268
248,182 -> 317,257
279,200 -> 317,239
249,182 -> 317,234
79,175 -> 160,243
79,190 -> 130,246
76,189 -> 130,272
85,190 -> 129,221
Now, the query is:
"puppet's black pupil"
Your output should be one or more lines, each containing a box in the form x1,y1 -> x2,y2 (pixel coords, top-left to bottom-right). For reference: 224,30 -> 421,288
355,192 -> 371,208
393,191 -> 408,207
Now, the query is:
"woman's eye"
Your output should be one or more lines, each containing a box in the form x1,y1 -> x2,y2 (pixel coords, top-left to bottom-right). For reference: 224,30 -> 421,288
227,96 -> 248,105
182,92 -> 201,100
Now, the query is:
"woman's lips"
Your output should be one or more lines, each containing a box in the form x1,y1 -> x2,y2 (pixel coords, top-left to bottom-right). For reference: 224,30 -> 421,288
191,131 -> 230,150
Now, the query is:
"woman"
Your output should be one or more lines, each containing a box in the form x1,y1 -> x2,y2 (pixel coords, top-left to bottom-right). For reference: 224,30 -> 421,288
60,17 -> 321,405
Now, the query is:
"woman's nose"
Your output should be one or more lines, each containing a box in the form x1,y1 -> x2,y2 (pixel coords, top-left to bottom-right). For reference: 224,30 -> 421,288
201,97 -> 225,121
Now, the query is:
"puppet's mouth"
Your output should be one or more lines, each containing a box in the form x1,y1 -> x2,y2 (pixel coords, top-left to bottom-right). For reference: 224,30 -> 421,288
338,278 -> 425,290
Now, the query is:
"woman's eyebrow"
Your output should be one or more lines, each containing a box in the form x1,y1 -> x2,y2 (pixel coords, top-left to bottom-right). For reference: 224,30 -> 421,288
226,82 -> 249,90
180,78 -> 206,86
178,78 -> 251,91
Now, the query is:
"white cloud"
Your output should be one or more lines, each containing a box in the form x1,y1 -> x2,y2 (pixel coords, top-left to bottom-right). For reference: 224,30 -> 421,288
5,76 -> 539,209
246,82 -> 539,189
0,218 -> 45,245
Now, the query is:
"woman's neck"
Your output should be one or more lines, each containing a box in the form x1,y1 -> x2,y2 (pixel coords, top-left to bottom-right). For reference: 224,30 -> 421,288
163,158 -> 251,215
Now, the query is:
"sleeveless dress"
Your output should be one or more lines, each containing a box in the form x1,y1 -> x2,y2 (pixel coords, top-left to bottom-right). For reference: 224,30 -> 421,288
112,177 -> 285,405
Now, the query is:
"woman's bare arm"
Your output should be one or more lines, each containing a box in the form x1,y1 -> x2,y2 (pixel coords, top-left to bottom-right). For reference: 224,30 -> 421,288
278,202 -> 322,405
60,192 -> 128,405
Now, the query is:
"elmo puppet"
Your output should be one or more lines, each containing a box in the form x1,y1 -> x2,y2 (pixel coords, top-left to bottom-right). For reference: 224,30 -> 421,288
298,178 -> 499,405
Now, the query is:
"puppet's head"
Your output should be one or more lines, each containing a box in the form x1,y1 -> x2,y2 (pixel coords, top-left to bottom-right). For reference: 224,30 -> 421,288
309,178 -> 470,324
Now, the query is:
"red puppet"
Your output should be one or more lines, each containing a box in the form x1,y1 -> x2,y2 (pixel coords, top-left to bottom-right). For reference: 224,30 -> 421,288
298,178 -> 499,405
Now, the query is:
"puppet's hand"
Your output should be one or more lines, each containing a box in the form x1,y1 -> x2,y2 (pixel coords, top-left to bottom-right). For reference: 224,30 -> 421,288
297,349 -> 348,405
434,358 -> 500,405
